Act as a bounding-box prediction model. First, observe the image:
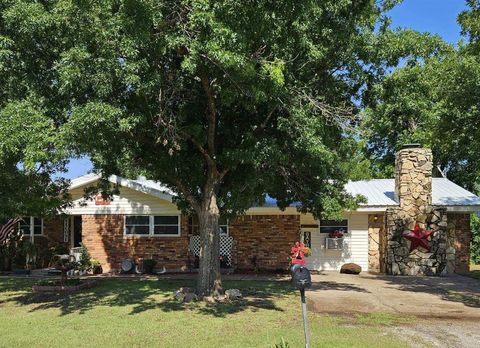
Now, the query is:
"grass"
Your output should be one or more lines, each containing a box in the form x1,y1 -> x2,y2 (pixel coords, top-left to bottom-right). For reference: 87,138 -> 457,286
467,263 -> 480,280
0,277 -> 411,348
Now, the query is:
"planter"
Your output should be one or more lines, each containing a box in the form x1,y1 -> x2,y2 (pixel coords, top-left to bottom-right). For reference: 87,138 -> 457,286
32,280 -> 98,293
143,259 -> 157,274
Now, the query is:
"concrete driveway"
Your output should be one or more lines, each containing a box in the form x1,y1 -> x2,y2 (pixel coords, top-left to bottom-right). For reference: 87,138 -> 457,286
307,272 -> 480,319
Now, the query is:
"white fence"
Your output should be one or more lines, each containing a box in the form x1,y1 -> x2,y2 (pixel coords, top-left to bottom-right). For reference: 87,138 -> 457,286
189,235 -> 234,266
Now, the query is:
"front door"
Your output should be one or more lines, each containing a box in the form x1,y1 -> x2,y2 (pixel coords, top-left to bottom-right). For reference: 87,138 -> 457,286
73,216 -> 82,247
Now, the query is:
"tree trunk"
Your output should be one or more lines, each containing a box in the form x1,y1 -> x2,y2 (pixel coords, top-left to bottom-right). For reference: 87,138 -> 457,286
196,192 -> 222,297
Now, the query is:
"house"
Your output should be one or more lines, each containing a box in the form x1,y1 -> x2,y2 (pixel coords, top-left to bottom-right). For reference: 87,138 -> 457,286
23,145 -> 480,275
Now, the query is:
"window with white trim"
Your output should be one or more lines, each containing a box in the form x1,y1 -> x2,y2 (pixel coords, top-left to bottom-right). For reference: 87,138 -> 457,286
124,215 -> 180,236
188,215 -> 228,235
153,216 -> 180,235
319,219 -> 348,235
219,216 -> 229,235
18,217 -> 43,236
125,216 -> 150,235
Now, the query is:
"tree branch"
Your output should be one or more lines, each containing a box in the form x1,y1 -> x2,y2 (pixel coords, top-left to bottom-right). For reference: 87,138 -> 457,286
201,75 -> 217,159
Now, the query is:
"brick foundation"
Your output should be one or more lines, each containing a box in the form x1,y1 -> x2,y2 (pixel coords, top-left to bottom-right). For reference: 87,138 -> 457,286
81,215 -> 190,272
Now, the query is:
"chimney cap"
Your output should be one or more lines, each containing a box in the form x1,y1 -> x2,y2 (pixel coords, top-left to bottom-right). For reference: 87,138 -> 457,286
400,143 -> 421,150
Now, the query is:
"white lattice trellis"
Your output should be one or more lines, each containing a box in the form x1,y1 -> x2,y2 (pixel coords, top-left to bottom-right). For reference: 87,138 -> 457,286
63,218 -> 70,243
189,235 -> 234,266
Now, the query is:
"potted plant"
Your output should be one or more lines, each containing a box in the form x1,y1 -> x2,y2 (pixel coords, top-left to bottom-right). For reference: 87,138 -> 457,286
91,260 -> 103,274
290,242 -> 311,265
143,259 -> 157,274
329,230 -> 344,239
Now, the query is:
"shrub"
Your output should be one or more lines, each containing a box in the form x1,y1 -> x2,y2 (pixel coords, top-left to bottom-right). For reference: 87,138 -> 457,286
143,259 -> 157,274
91,260 -> 103,274
78,243 -> 92,272
471,214 -> 480,264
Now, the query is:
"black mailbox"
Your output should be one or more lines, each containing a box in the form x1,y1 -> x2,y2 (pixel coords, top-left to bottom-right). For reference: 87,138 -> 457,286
291,264 -> 312,290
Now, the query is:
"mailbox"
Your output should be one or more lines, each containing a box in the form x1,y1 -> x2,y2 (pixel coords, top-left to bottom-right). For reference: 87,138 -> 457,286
291,264 -> 312,290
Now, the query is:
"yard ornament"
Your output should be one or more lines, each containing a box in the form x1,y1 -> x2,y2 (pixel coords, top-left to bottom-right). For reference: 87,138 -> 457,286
403,224 -> 433,252
291,242 -> 310,265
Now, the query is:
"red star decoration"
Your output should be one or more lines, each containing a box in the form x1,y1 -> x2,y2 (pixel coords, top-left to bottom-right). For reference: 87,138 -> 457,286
403,224 -> 433,252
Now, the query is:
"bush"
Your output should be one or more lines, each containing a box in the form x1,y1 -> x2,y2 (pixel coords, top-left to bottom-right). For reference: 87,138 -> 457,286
78,243 -> 92,272
91,260 -> 103,274
471,214 -> 480,264
143,259 -> 157,274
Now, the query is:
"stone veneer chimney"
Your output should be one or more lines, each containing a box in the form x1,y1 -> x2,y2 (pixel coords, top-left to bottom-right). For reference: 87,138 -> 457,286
394,144 -> 433,225
386,144 -> 452,276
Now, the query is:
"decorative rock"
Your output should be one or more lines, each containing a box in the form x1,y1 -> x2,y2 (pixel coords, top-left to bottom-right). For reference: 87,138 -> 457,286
225,289 -> 242,300
204,296 -> 216,303
391,262 -> 400,275
174,287 -> 196,302
184,292 -> 198,303
340,263 -> 362,274
175,291 -> 186,302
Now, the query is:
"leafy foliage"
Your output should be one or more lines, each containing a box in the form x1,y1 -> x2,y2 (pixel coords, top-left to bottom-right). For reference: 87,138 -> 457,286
361,2 -> 480,191
471,214 -> 480,264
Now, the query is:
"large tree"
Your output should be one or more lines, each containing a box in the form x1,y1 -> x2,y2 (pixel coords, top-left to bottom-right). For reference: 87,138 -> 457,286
362,1 -> 480,192
1,0 -> 412,295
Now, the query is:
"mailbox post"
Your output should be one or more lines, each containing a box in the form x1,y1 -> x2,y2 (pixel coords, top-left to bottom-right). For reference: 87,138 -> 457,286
291,264 -> 312,348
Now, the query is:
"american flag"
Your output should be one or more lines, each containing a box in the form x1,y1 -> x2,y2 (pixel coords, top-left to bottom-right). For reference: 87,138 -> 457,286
0,217 -> 23,245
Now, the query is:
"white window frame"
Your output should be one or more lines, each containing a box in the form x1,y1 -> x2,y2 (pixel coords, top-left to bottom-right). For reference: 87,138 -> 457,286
219,220 -> 229,236
152,215 -> 181,237
19,217 -> 44,239
319,218 -> 349,235
123,215 -> 181,237
188,216 -> 229,236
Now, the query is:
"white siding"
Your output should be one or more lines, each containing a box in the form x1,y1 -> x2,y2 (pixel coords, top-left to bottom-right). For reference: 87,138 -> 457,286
304,213 -> 369,271
65,186 -> 180,215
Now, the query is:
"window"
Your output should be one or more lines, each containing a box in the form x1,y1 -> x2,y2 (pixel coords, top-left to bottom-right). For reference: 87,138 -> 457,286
125,216 -> 150,235
124,215 -> 180,236
187,216 -> 228,235
153,216 -> 180,235
319,219 -> 348,235
219,216 -> 229,235
18,217 -> 43,236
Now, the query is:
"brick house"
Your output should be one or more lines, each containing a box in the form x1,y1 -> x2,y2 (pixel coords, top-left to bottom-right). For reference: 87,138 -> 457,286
25,145 -> 480,274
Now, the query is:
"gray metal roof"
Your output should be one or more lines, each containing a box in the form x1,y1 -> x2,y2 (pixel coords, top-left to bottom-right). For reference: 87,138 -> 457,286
71,174 -> 480,211
346,178 -> 480,207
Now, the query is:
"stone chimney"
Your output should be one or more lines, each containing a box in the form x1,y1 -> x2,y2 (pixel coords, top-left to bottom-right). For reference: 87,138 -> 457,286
394,144 -> 433,221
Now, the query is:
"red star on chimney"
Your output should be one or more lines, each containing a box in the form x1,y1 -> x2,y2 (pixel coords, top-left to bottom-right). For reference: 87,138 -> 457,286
403,224 -> 433,252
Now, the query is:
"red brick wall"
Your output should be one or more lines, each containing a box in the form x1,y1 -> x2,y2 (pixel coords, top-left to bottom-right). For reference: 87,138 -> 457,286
448,213 -> 471,274
229,215 -> 300,271
43,218 -> 65,244
82,215 -> 190,272
80,214 -> 300,272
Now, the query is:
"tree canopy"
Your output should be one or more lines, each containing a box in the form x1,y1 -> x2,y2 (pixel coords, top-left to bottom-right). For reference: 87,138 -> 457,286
4,0 -> 473,293
362,1 -> 480,193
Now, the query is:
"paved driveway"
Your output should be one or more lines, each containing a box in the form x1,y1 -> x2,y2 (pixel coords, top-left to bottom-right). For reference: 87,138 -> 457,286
307,272 -> 480,319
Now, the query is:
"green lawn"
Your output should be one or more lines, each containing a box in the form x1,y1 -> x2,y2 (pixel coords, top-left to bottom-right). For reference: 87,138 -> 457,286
0,277 -> 411,348
468,263 -> 480,279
